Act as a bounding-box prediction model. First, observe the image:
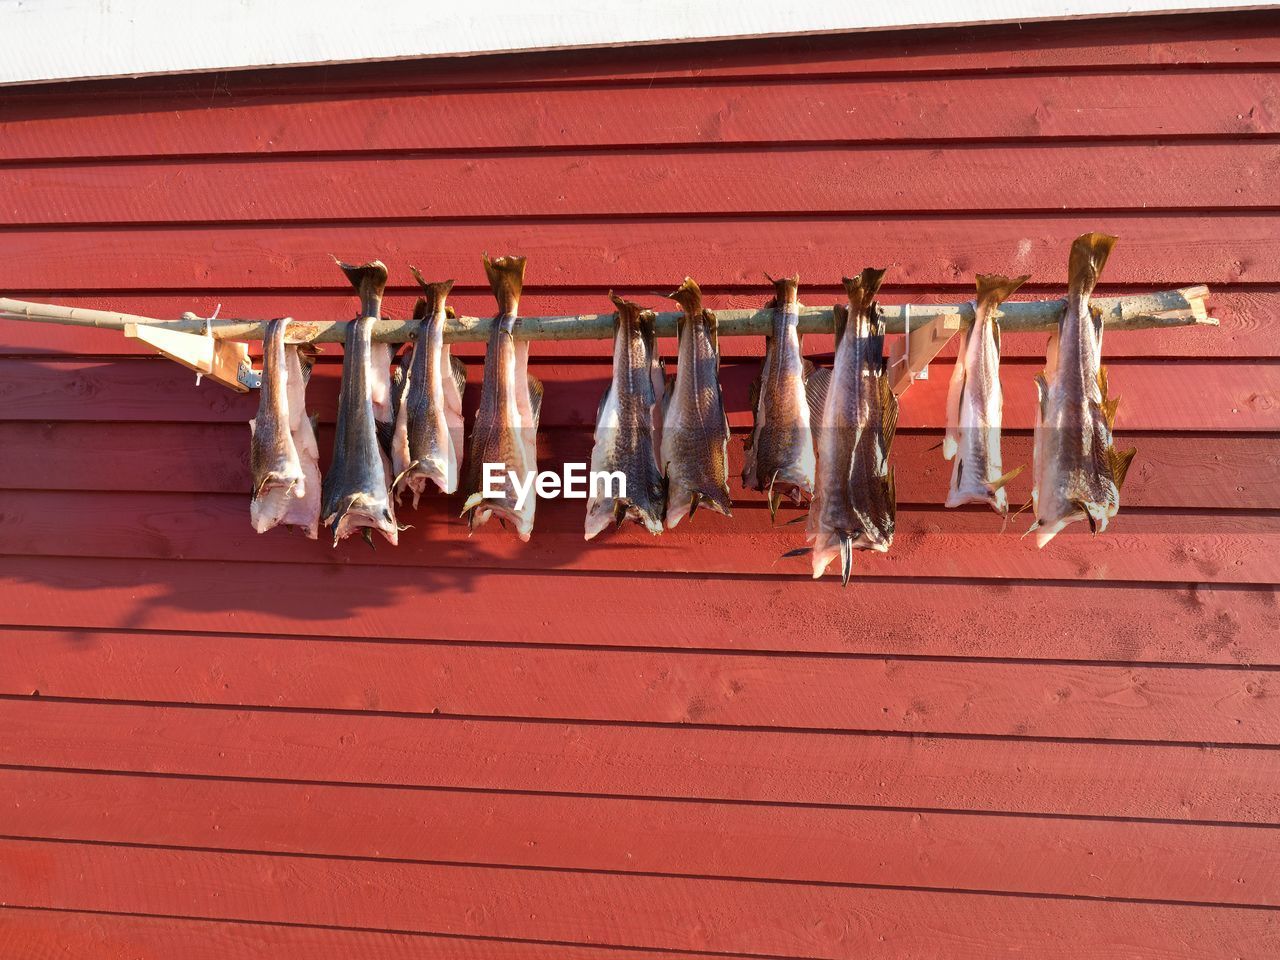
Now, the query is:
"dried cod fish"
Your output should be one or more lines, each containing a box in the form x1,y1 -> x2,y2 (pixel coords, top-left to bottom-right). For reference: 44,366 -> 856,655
320,260 -> 400,547
661,277 -> 732,528
585,293 -> 667,539
943,273 -> 1029,517
460,254 -> 543,541
1030,233 -> 1136,547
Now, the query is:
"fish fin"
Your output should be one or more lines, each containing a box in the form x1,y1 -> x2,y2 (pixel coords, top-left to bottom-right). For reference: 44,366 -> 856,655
842,268 -> 888,314
992,321 -> 1001,355
527,374 -> 545,429
705,308 -> 720,360
879,376 -> 899,451
782,514 -> 807,526
831,304 -> 849,352
667,277 -> 704,316
974,273 -> 1030,313
781,547 -> 812,559
1067,232 -> 1117,301
446,305 -> 457,320
885,466 -> 897,526
1111,446 -> 1137,490
985,465 -> 1024,493
360,528 -> 377,550
460,492 -> 488,515
334,258 -> 389,317
411,297 -> 428,322
840,535 -> 853,588
747,373 -> 761,424
450,354 -> 468,397
925,439 -> 943,452
1103,396 -> 1121,431
1090,303 -> 1105,342
409,267 -> 455,314
802,357 -> 815,379
805,365 -> 830,432
482,253 -> 527,315
770,273 -> 800,309
595,383 -> 612,426
1033,372 -> 1050,420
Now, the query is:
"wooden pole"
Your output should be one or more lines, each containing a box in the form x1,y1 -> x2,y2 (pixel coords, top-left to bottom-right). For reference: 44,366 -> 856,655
0,285 -> 1212,344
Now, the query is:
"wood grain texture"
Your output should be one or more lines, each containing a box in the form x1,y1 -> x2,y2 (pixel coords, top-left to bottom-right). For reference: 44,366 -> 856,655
0,907 -> 747,960
1,488 -> 1275,583
1,838 -> 1277,959
3,358 -> 1274,432
2,423 -> 1276,512
0,558 -> 1272,666
1,215 -> 1275,291
2,15 -> 1277,948
2,289 -> 1273,359
3,72 -> 1277,161
6,768 -> 1278,905
4,629 -> 1276,743
7,144 -> 1279,225
6,12 -> 1276,100
3,699 -> 1278,822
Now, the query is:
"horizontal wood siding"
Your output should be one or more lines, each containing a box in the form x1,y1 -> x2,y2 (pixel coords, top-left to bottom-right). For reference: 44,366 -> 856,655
0,11 -> 1277,959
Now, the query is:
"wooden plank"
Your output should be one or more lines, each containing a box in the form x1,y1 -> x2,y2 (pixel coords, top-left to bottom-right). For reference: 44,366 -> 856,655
4,423 -> 1274,512
3,699 -> 1278,822
2,288 -> 1271,360
9,13 -> 1276,101
0,215 -> 1274,291
4,769 -> 1278,906
1,488 -> 1276,584
3,75 -> 1278,162
1,837 -> 1277,959
5,629 -> 1276,743
2,358 -> 1273,432
6,144 -> 1278,225
0,557 -> 1272,667
0,906 -> 745,960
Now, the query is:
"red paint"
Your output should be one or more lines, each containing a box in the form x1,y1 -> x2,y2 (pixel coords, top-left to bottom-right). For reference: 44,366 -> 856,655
0,12 -> 1276,957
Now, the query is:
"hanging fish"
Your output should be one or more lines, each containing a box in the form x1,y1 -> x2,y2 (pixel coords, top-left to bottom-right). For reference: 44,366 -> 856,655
460,254 -> 543,541
249,316 -> 307,533
585,293 -> 667,539
942,273 -> 1030,518
661,277 -> 732,527
389,269 -> 467,505
320,260 -> 400,547
804,268 -> 897,586
1030,233 -> 1137,547
743,273 -> 815,518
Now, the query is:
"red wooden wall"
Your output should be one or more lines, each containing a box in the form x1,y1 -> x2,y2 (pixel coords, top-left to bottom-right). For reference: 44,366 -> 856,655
1,12 -> 1278,958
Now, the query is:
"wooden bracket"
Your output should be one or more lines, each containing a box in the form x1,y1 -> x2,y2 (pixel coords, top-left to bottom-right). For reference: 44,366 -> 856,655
124,322 -> 260,392
887,312 -> 963,396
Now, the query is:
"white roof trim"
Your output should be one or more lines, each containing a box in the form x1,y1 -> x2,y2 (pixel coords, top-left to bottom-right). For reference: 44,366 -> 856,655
3,0 -> 1276,86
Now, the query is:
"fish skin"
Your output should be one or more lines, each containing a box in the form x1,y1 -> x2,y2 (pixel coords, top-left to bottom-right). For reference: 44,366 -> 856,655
943,273 -> 1030,516
249,317 -> 307,533
1031,232 -> 1136,547
391,270 -> 467,506
280,342 -> 321,538
321,260 -> 400,547
743,274 -> 816,518
585,292 -> 667,540
661,277 -> 732,528
460,254 -> 541,541
807,268 -> 897,585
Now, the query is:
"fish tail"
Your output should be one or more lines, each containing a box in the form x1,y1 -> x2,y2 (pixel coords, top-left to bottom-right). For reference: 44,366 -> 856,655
975,273 -> 1031,314
409,267 -> 455,315
483,253 -> 527,315
667,277 -> 704,317
841,267 -> 888,314
769,273 -> 800,309
1067,232 -> 1118,301
609,290 -> 645,327
334,258 -> 389,318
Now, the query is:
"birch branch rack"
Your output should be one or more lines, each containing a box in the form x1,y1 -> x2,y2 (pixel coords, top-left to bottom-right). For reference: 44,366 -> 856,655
0,284 -> 1213,394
